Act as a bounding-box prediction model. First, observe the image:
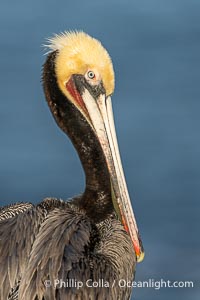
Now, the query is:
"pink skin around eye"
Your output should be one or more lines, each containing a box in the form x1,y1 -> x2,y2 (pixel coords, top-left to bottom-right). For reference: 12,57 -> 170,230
86,69 -> 101,85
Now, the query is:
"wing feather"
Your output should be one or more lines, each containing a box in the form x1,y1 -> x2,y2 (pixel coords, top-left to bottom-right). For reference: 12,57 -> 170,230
0,203 -> 45,299
19,207 -> 91,300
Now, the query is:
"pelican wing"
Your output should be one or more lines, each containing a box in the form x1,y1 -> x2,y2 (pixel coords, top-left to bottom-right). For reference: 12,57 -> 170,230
18,206 -> 92,300
0,203 -> 44,299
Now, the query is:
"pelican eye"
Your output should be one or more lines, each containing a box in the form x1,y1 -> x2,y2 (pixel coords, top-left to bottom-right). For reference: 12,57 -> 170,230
86,70 -> 95,79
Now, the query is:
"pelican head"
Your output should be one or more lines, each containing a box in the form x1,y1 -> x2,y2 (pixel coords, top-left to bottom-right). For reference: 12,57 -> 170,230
44,31 -> 144,262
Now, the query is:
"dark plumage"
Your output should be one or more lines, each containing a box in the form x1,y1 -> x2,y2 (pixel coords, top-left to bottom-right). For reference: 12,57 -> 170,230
0,199 -> 135,299
0,31 -> 143,300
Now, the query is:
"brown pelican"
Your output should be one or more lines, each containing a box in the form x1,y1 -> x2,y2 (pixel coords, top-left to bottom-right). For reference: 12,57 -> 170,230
0,31 -> 144,300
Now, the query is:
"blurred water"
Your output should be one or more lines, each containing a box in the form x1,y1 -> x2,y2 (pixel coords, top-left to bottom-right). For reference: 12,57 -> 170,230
0,0 -> 199,299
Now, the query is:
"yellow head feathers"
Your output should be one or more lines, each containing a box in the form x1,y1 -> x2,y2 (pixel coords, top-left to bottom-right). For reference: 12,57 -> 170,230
47,31 -> 115,96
